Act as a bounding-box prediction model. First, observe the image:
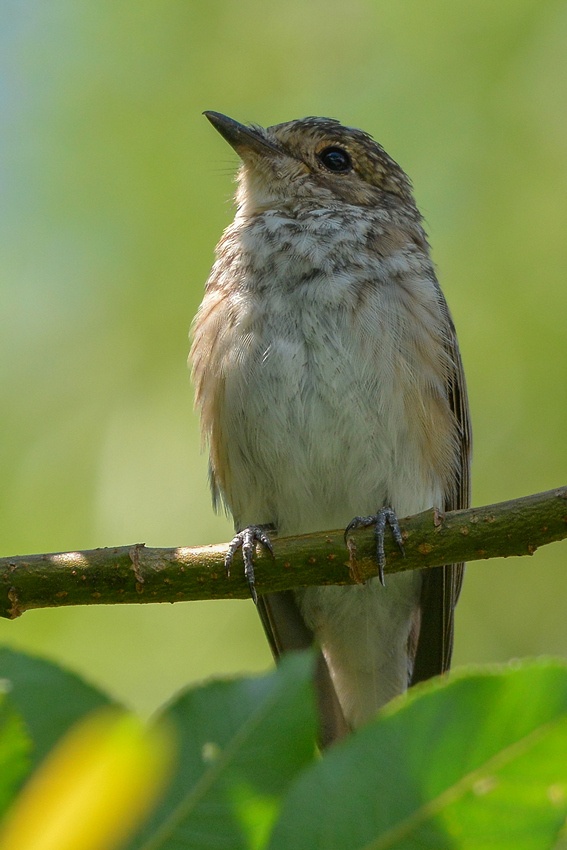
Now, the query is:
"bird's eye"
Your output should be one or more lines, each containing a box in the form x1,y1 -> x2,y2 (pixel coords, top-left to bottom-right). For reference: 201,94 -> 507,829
317,146 -> 352,173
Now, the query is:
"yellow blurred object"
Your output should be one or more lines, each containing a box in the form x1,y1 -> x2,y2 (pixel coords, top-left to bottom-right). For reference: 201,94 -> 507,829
0,709 -> 173,850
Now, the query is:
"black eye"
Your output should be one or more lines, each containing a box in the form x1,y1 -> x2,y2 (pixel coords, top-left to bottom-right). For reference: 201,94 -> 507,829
317,146 -> 352,173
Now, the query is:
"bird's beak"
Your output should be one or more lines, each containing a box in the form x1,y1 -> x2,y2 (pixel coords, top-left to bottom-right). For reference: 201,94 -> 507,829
203,111 -> 282,159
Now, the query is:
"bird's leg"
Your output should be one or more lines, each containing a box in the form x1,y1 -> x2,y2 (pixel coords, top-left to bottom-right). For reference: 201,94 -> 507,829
344,506 -> 405,587
225,524 -> 275,604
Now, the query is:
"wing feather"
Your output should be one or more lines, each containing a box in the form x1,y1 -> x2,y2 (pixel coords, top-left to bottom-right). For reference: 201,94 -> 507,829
411,285 -> 472,684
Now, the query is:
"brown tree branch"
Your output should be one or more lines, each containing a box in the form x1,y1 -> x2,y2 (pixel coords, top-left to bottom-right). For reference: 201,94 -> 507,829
1,486 -> 566,619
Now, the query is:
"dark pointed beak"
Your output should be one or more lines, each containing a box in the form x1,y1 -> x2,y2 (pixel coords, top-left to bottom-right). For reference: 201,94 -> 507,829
203,111 -> 282,158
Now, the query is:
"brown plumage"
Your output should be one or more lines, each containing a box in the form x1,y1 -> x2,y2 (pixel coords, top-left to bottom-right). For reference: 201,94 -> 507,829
191,113 -> 471,745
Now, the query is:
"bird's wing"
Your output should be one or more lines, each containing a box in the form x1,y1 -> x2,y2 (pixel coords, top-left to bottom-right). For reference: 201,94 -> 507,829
257,591 -> 349,746
410,288 -> 472,684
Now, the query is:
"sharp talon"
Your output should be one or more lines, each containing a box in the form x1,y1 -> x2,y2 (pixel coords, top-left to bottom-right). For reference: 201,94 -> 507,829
224,525 -> 274,604
343,514 -> 374,543
257,530 -> 275,558
344,506 -> 404,587
249,582 -> 258,605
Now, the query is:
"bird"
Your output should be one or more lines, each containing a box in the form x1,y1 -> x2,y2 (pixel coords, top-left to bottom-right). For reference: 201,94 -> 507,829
190,111 -> 471,746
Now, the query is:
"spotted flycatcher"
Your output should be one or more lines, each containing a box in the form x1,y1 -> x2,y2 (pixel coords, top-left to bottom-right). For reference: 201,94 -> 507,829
191,112 -> 471,745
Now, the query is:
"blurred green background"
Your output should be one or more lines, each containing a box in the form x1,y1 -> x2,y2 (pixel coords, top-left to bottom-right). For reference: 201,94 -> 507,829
1,0 -> 566,717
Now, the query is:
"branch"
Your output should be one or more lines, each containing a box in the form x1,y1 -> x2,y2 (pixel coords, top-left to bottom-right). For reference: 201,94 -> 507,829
1,487 -> 566,619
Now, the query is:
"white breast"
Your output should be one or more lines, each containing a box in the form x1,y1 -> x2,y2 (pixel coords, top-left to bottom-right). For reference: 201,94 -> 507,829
196,205 -> 451,726
217,207 -> 446,534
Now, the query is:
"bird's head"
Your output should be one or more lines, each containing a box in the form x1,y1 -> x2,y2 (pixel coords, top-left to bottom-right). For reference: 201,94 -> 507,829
204,112 -> 418,218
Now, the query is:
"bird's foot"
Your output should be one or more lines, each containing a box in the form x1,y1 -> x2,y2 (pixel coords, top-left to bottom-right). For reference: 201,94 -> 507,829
344,506 -> 405,587
225,525 -> 275,604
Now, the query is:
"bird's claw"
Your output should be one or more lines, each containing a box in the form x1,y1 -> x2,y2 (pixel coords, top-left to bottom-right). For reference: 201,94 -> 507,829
344,506 -> 405,586
225,525 -> 274,604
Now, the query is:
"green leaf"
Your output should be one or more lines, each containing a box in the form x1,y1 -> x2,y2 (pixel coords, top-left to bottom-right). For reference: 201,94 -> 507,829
0,647 -> 115,769
0,692 -> 31,817
269,659 -> 567,850
128,650 -> 317,850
